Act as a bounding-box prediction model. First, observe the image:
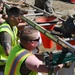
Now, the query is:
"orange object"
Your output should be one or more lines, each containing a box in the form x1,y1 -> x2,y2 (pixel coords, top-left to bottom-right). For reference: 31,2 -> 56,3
36,16 -> 56,48
56,40 -> 75,50
70,0 -> 75,3
56,44 -> 62,50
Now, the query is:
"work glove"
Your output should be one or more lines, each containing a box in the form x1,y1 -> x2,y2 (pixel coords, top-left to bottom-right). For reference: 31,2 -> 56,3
54,15 -> 75,38
62,16 -> 75,34
63,61 -> 73,68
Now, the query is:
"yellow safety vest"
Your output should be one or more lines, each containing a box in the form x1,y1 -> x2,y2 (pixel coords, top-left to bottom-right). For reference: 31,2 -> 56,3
0,21 -> 18,65
4,44 -> 37,75
0,21 -> 17,46
12,26 -> 18,45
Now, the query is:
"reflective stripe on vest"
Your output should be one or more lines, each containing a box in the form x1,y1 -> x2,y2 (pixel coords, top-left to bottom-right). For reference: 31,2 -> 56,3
9,50 -> 30,75
13,26 -> 18,45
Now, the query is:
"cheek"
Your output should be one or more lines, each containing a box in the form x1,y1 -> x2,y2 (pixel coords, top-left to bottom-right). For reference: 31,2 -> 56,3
13,18 -> 19,24
35,42 -> 39,47
10,19 -> 18,26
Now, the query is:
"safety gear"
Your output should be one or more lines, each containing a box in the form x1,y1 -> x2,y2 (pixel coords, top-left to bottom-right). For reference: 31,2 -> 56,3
0,21 -> 18,46
54,16 -> 75,38
0,21 -> 18,65
12,26 -> 18,45
4,44 -> 37,75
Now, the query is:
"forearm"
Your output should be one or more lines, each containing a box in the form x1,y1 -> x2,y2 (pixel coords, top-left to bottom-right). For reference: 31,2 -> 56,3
26,53 -> 64,73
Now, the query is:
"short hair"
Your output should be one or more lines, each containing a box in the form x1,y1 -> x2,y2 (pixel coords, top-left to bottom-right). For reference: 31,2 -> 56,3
20,28 -> 39,42
7,7 -> 22,17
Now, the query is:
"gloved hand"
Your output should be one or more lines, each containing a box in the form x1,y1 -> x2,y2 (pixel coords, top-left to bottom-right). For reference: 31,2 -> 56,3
62,16 -> 75,34
63,61 -> 73,68
54,16 -> 75,38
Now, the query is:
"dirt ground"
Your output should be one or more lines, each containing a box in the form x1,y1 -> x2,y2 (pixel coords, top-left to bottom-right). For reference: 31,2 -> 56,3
53,0 -> 75,18
53,0 -> 75,12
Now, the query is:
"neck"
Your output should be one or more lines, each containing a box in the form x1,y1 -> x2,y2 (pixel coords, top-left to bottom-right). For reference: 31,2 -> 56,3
6,20 -> 13,29
20,44 -> 33,53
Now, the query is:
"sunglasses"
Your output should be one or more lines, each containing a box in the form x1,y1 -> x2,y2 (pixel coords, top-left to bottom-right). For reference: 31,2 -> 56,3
30,37 -> 40,42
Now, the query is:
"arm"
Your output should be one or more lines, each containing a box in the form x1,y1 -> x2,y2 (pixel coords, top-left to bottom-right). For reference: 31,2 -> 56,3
25,54 -> 63,73
17,22 -> 27,30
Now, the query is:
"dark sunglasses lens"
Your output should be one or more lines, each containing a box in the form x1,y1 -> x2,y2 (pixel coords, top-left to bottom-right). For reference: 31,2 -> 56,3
31,37 -> 40,42
33,38 -> 40,42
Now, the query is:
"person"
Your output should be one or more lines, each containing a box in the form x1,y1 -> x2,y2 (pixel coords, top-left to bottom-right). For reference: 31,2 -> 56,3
0,4 -> 24,75
17,25 -> 43,75
0,0 -> 10,75
34,0 -> 53,14
0,4 -> 22,55
4,27 -> 63,75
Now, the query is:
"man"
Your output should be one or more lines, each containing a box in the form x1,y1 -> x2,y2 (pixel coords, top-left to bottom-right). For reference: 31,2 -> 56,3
0,6 -> 22,75
4,27 -> 63,75
0,6 -> 21,55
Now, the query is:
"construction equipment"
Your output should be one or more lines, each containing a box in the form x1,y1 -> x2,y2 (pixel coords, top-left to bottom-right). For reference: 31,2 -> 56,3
3,2 -> 75,75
